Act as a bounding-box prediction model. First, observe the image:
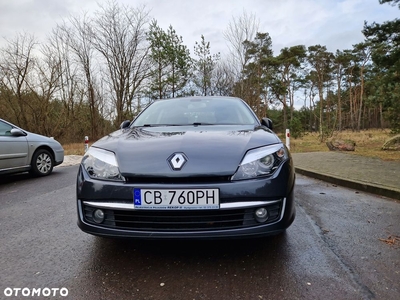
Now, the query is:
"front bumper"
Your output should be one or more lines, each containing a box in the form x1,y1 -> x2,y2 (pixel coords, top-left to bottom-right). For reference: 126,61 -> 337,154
76,160 -> 295,239
53,148 -> 64,166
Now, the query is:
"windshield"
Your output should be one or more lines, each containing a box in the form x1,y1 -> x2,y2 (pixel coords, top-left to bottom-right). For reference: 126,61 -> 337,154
132,97 -> 258,127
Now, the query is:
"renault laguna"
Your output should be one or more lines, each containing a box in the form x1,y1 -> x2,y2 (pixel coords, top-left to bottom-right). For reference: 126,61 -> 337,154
76,96 -> 295,239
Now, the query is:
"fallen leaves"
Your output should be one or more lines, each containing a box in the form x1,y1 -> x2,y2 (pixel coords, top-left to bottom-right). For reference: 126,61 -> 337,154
379,235 -> 400,247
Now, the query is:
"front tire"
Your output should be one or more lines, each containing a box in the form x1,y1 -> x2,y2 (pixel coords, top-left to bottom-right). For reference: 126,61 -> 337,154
30,149 -> 54,176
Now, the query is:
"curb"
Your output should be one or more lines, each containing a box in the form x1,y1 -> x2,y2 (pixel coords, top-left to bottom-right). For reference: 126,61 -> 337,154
295,167 -> 400,201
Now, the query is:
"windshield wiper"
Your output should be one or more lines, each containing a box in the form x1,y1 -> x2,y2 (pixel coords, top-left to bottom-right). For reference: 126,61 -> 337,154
192,122 -> 214,126
142,124 -> 185,127
141,123 -> 215,127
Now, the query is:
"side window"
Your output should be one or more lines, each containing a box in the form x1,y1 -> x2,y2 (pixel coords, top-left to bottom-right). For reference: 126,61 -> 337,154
0,121 -> 13,136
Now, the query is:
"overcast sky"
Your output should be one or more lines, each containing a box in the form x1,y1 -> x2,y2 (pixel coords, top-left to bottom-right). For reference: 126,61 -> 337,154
0,0 -> 398,56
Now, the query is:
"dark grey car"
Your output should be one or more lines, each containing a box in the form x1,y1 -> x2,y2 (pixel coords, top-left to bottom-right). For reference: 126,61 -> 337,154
77,96 -> 295,239
0,118 -> 64,176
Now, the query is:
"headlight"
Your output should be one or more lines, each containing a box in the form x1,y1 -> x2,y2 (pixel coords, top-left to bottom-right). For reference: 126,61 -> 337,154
81,147 -> 125,181
232,144 -> 288,180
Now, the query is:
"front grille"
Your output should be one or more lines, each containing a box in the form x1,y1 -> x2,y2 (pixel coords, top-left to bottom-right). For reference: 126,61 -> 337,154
83,201 -> 282,232
125,176 -> 231,184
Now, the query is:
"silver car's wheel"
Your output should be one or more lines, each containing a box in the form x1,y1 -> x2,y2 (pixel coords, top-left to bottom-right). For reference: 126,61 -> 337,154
31,149 -> 54,176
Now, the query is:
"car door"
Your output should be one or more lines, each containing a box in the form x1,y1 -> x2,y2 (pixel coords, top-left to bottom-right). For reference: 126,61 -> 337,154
0,120 -> 29,171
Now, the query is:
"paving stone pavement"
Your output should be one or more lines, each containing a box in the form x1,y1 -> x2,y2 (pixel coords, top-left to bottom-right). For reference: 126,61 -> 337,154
292,152 -> 400,200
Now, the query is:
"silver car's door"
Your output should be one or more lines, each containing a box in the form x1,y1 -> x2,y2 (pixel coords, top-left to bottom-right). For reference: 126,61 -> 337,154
0,121 -> 29,170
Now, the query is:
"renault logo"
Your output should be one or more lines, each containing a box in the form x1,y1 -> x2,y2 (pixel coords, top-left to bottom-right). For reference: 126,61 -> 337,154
168,153 -> 187,170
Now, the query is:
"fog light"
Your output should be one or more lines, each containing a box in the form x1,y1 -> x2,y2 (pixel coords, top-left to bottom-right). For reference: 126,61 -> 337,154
93,209 -> 105,224
255,208 -> 268,223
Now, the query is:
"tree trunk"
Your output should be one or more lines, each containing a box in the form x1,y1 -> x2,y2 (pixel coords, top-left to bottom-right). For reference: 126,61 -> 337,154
357,67 -> 364,131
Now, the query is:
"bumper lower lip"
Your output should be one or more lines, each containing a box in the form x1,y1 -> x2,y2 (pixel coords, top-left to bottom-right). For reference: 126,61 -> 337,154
77,224 -> 290,239
77,212 -> 294,240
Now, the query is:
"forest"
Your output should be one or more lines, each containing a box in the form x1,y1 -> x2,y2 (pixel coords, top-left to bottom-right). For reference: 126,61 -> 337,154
0,0 -> 399,143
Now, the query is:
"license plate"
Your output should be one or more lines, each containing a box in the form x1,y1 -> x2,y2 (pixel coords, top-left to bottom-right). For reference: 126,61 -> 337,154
133,188 -> 219,210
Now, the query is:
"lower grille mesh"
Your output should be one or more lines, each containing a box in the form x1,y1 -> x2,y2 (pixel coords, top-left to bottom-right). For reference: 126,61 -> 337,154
114,209 -> 250,230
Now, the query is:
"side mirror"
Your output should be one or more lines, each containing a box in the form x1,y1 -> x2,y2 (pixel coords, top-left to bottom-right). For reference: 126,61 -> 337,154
261,118 -> 273,130
120,120 -> 131,129
10,128 -> 26,137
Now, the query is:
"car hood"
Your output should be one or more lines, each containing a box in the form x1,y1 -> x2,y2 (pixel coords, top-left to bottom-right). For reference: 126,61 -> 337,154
92,125 -> 282,177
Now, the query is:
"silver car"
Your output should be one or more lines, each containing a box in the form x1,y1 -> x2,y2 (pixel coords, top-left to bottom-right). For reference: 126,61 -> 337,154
0,118 -> 64,176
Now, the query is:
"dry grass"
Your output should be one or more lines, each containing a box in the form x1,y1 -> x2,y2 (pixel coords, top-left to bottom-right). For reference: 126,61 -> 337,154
280,129 -> 400,161
63,129 -> 400,161
63,143 -> 87,156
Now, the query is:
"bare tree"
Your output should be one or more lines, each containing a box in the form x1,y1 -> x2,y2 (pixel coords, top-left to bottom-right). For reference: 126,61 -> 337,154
0,33 -> 37,129
212,59 -> 235,96
46,25 -> 85,141
223,10 -> 259,97
28,42 -> 64,136
90,1 -> 151,125
54,14 -> 103,138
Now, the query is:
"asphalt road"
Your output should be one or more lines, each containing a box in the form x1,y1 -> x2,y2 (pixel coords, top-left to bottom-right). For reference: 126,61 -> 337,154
0,166 -> 399,300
